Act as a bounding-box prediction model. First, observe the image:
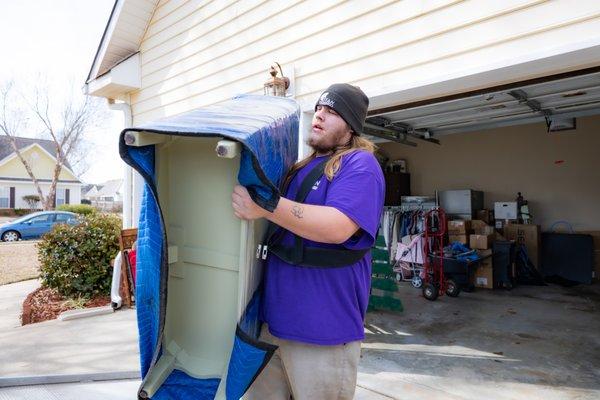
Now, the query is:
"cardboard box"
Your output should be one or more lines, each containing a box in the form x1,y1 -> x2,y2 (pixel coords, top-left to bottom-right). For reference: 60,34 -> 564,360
448,234 -> 469,245
504,224 -> 541,269
473,254 -> 494,289
476,209 -> 493,224
447,220 -> 471,233
470,233 -> 494,250
481,226 -> 495,235
495,202 -> 518,220
577,231 -> 600,249
471,220 -> 495,235
471,219 -> 486,231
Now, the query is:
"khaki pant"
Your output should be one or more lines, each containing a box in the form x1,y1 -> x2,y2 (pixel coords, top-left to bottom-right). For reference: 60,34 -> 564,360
245,325 -> 361,400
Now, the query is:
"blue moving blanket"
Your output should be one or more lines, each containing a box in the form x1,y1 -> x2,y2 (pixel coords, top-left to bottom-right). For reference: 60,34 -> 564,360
119,95 -> 299,399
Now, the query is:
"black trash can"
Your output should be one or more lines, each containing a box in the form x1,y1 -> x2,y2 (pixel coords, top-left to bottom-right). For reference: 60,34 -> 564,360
493,240 -> 516,289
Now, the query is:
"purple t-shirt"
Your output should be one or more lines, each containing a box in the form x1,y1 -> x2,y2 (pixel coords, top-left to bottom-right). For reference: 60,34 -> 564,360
260,150 -> 385,345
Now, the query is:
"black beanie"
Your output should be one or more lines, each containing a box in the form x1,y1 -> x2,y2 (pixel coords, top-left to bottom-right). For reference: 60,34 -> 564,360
315,83 -> 369,135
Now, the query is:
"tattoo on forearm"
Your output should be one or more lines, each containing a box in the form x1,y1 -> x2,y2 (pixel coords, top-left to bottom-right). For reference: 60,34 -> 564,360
291,205 -> 304,219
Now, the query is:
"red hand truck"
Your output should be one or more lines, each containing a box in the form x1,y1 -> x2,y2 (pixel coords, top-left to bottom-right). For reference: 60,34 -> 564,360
421,208 -> 451,301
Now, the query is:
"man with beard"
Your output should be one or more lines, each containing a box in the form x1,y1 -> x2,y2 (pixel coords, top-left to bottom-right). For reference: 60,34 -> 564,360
232,83 -> 385,400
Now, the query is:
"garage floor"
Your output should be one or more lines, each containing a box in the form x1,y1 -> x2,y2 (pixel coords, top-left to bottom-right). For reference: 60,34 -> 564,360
359,282 -> 600,399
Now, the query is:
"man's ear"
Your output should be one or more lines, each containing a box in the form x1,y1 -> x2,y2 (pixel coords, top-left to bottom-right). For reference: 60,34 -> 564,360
347,123 -> 354,135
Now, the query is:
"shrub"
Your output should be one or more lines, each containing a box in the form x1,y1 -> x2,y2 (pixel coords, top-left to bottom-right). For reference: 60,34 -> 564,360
22,194 -> 41,209
38,213 -> 122,297
57,204 -> 97,216
15,208 -> 38,216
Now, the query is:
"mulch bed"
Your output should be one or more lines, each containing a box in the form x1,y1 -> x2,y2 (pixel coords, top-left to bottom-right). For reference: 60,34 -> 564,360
21,286 -> 110,325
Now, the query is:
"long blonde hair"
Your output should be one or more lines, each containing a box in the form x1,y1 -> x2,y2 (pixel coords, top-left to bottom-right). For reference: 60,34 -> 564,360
283,134 -> 377,188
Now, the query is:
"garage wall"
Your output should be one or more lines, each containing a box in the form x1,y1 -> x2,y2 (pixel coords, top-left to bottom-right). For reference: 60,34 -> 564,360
378,115 -> 600,231
130,0 -> 600,124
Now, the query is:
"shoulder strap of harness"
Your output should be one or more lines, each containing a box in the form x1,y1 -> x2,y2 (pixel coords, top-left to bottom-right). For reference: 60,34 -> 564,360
262,157 -> 327,247
262,157 -> 369,268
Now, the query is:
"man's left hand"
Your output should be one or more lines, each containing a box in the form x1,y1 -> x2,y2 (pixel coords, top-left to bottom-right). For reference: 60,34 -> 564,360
232,185 -> 269,220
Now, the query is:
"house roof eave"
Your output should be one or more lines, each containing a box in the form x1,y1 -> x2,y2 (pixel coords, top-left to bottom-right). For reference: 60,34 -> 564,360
85,0 -> 158,85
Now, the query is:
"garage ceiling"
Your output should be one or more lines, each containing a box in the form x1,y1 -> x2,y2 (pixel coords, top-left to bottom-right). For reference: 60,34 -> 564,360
364,67 -> 600,146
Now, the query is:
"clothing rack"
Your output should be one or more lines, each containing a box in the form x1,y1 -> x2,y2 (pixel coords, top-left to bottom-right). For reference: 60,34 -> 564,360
380,196 -> 442,274
398,195 -> 438,210
385,204 -> 438,212
381,204 -> 434,261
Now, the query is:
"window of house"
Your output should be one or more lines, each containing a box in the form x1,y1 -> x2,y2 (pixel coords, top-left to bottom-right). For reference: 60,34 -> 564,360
56,188 -> 66,206
0,187 -> 8,208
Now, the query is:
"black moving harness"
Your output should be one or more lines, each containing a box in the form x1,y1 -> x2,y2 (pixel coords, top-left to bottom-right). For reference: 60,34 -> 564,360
258,157 -> 370,268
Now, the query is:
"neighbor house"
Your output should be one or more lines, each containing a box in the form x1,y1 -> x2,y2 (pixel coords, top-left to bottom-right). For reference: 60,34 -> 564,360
81,183 -> 100,200
83,178 -> 123,211
0,136 -> 82,209
84,0 -> 600,231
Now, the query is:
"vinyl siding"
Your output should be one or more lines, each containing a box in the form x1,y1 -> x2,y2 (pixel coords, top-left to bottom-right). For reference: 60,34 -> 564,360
0,182 -> 82,209
0,146 -> 79,181
130,0 -> 600,124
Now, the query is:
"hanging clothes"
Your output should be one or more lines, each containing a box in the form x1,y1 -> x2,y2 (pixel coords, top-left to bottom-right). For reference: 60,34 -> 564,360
380,207 -> 431,263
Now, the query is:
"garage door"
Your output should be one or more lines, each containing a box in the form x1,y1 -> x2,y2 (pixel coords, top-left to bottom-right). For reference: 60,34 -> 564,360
364,66 -> 600,145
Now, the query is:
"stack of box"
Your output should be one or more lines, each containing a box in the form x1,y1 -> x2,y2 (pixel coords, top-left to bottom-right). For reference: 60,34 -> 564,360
470,234 -> 494,249
447,219 -> 509,289
469,220 -> 495,250
473,249 -> 494,289
447,220 -> 471,245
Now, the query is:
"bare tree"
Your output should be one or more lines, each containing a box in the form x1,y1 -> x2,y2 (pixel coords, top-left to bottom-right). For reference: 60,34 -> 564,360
0,79 -> 106,210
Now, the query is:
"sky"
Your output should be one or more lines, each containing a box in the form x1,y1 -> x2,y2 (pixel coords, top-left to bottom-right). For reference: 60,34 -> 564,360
0,0 -> 124,184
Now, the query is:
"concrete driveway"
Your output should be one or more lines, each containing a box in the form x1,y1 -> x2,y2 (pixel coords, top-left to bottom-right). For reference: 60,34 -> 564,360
1,279 -> 599,399
0,279 -> 139,378
0,279 -> 40,330
0,279 -> 140,400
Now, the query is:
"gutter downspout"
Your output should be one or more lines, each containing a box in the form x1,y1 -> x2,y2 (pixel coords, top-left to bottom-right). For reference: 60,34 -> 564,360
108,99 -> 134,229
